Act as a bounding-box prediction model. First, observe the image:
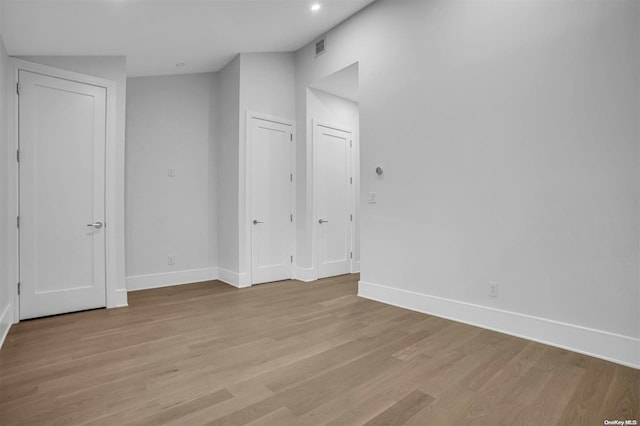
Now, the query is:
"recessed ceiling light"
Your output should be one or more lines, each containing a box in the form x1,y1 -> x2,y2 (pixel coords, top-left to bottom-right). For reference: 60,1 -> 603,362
176,62 -> 186,68
311,3 -> 321,12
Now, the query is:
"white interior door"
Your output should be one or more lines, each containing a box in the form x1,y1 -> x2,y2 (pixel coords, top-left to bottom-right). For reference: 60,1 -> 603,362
250,117 -> 293,284
19,70 -> 107,319
314,121 -> 352,279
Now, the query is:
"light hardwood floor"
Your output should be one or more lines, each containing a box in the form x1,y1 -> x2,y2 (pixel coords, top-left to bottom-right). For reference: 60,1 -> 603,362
0,274 -> 638,425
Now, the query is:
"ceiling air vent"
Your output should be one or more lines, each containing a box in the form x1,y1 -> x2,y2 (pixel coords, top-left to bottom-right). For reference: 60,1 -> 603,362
315,37 -> 326,57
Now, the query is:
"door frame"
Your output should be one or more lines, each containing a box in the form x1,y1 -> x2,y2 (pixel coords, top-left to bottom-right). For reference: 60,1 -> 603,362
10,59 -> 122,322
312,118 -> 356,278
243,111 -> 296,286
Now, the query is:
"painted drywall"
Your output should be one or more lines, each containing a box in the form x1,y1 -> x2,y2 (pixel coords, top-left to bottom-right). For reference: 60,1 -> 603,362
295,0 -> 639,365
14,56 -> 128,297
307,87 -> 360,268
217,55 -> 241,277
238,52 -> 296,279
239,53 -> 296,120
0,4 -> 15,345
125,73 -> 217,280
310,63 -> 359,103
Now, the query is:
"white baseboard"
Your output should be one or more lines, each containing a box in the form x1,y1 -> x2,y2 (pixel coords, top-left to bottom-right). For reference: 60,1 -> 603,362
217,268 -> 251,288
0,303 -> 14,351
294,266 -> 317,282
358,281 -> 640,369
127,267 -> 219,291
113,288 -> 128,307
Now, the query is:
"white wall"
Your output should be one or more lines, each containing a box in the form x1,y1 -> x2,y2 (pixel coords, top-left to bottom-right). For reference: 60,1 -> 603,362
239,52 -> 296,120
307,88 -> 360,269
238,52 -> 296,281
15,55 -> 128,300
217,55 -> 241,277
125,73 -> 218,288
0,2 -> 14,346
295,0 -> 640,367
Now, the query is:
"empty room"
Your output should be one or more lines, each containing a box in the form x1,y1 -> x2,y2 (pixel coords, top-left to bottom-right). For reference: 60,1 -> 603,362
0,0 -> 638,425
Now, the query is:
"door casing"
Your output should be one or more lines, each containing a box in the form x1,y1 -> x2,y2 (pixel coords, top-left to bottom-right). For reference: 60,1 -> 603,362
10,59 -> 124,323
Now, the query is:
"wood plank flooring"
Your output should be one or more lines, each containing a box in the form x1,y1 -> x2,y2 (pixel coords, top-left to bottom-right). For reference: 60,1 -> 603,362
0,274 -> 637,425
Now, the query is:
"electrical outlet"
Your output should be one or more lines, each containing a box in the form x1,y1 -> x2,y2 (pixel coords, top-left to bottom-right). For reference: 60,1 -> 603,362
168,255 -> 175,265
489,282 -> 498,298
168,168 -> 175,177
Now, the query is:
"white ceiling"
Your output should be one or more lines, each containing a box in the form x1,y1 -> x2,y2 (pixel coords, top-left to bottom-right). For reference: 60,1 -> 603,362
0,0 -> 375,77
309,61 -> 358,102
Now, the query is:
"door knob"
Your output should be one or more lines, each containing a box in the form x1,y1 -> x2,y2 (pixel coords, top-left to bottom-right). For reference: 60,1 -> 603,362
253,219 -> 264,225
318,219 -> 329,224
87,221 -> 104,229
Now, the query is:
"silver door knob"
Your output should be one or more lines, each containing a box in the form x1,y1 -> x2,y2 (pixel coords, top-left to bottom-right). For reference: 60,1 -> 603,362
253,219 -> 264,225
319,219 -> 329,224
87,221 -> 104,229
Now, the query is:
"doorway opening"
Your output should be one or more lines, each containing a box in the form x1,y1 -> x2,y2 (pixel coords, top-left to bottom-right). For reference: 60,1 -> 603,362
308,62 -> 360,278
